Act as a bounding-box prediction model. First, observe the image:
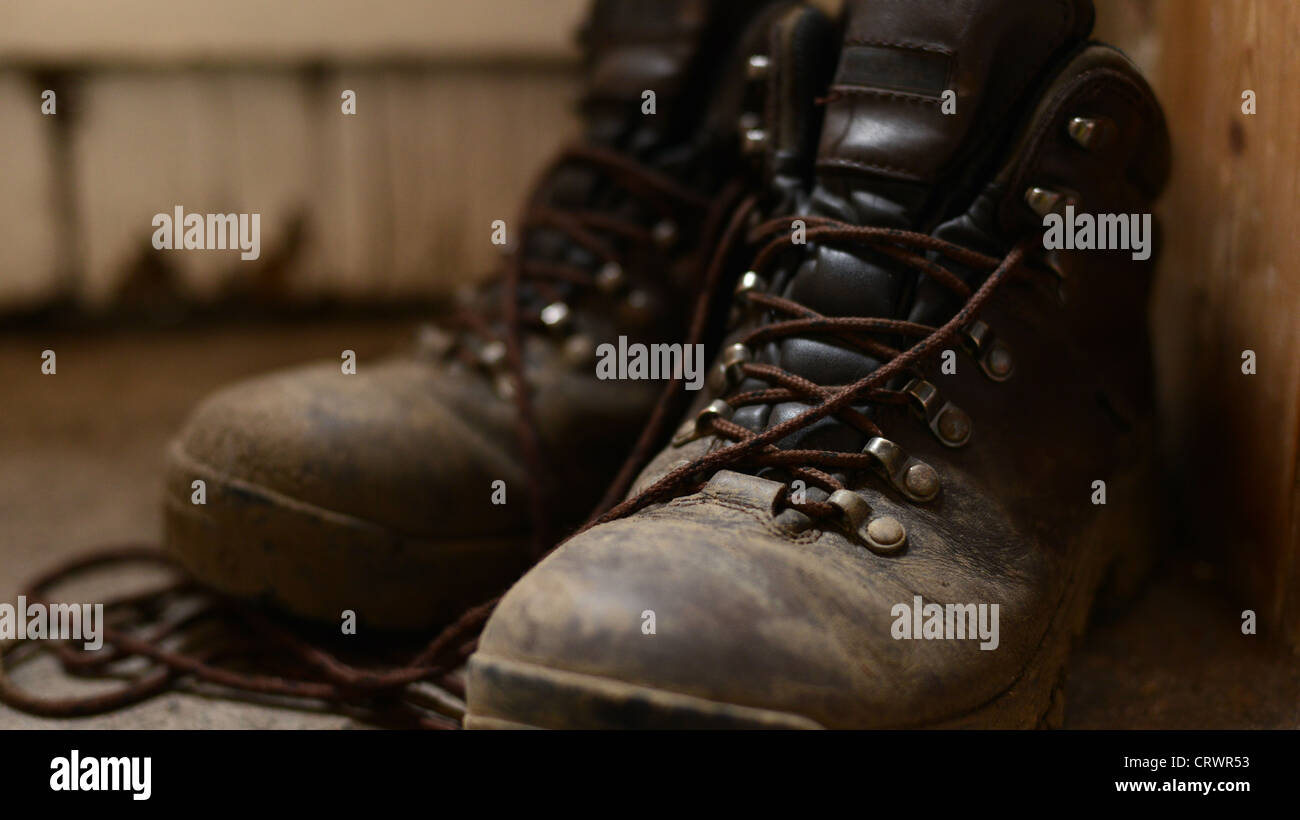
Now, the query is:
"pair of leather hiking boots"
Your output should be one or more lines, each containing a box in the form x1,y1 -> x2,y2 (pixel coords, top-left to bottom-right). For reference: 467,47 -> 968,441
165,0 -> 1170,729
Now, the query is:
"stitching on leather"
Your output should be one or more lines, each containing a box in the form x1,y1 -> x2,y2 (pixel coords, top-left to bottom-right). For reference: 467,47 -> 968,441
841,37 -> 954,57
651,494 -> 823,544
816,156 -> 928,182
838,38 -> 956,96
827,37 -> 958,177
829,85 -> 943,106
831,0 -> 1076,182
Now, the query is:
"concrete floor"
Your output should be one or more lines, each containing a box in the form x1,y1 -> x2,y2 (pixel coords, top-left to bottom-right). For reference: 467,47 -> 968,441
1,319 -> 1297,729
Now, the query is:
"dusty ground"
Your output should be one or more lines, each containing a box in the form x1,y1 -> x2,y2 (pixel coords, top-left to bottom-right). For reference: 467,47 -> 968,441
1,319 -> 1297,729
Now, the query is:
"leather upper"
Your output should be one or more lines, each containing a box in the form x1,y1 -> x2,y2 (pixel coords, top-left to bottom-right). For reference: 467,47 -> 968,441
474,0 -> 1174,727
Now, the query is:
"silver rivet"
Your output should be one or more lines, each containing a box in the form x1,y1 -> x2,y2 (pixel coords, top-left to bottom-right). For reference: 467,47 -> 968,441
905,463 -> 940,499
621,289 -> 653,327
865,516 -> 907,554
935,405 -> 972,446
493,373 -> 516,401
562,333 -> 594,367
478,339 -> 507,370
595,262 -> 625,293
1067,116 -> 1115,151
734,271 -> 766,301
627,290 -> 650,309
652,220 -> 678,249
746,54 -> 770,81
985,342 -> 1014,380
1024,186 -> 1075,218
540,301 -> 570,331
416,324 -> 452,358
742,128 -> 768,155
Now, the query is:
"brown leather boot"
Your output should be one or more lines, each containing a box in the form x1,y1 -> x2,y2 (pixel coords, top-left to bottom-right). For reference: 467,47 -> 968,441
467,0 -> 1172,728
163,0 -> 837,630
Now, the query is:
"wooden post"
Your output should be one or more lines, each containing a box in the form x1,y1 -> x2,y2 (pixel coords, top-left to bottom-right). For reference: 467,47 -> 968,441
1098,0 -> 1300,646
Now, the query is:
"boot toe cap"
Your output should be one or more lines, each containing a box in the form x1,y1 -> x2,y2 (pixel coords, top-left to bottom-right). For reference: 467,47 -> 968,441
163,358 -> 529,629
472,473 -> 1055,728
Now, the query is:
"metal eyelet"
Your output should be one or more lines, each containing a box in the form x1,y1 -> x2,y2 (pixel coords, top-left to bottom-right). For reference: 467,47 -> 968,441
741,128 -> 768,156
1067,116 -> 1116,151
728,271 -> 768,329
734,271 -> 766,302
861,436 -> 940,502
959,320 -> 992,356
828,488 -> 870,534
708,343 -> 751,395
492,373 -> 517,401
561,333 -> 594,368
416,324 -> 453,359
959,321 -> 1014,382
652,220 -> 678,250
595,262 -> 625,294
477,339 -> 507,370
1024,186 -> 1077,218
620,289 -> 653,328
671,400 -> 734,446
746,54 -> 771,81
902,378 -> 972,448
540,301 -> 571,334
474,339 -> 517,398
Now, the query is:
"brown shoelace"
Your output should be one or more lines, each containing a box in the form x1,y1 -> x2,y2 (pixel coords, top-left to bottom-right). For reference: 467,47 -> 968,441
0,547 -> 485,728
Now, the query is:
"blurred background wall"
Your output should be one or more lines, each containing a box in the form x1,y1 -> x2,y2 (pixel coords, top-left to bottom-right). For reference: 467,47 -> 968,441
0,0 -> 587,313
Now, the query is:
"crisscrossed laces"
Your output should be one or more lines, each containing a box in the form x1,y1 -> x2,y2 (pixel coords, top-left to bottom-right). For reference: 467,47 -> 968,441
585,218 -> 1036,531
447,141 -> 713,346
446,140 -> 728,554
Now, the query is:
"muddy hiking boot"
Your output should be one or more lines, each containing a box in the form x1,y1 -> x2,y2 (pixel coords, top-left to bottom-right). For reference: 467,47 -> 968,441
467,0 -> 1171,728
163,0 -> 835,630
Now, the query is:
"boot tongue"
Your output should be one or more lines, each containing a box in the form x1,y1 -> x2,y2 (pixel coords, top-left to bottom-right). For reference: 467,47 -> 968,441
579,0 -> 717,150
816,0 -> 1095,202
783,0 -> 1095,308
745,0 -> 1094,447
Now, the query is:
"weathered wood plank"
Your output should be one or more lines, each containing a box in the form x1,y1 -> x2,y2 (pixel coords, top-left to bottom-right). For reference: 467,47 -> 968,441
1098,0 -> 1300,643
